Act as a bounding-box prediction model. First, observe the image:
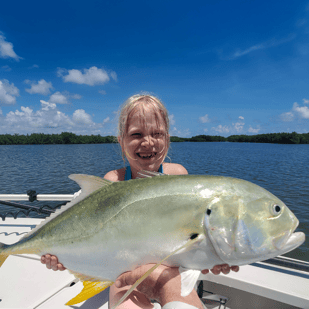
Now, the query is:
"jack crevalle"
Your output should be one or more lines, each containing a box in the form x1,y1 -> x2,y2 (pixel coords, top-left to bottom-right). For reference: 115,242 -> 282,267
0,172 -> 305,308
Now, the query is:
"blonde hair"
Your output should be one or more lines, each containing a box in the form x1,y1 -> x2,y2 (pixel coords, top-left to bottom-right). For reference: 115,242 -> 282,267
118,93 -> 170,162
118,94 -> 170,139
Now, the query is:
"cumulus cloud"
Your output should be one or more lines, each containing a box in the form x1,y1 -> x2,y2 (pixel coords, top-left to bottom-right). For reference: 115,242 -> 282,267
303,98 -> 309,104
233,121 -> 245,133
48,91 -> 82,104
58,66 -> 114,86
0,79 -> 19,105
0,33 -> 22,61
72,109 -> 93,125
292,102 -> 309,119
239,116 -> 244,120
25,79 -> 53,95
49,91 -> 69,104
280,99 -> 309,121
199,114 -> 210,123
248,126 -> 260,134
212,125 -> 230,134
0,100 -> 111,134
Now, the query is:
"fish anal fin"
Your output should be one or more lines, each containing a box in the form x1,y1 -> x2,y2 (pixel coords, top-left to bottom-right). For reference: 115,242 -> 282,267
111,234 -> 205,309
66,280 -> 113,306
68,269 -> 102,282
69,174 -> 112,196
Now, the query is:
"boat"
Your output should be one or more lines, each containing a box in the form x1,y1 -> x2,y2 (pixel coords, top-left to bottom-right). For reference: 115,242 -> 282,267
0,193 -> 308,309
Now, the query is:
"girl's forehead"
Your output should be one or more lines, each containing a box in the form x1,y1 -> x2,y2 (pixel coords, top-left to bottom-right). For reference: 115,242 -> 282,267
126,108 -> 165,130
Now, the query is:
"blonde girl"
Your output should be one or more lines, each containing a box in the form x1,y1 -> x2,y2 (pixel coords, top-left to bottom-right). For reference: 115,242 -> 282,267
41,94 -> 238,309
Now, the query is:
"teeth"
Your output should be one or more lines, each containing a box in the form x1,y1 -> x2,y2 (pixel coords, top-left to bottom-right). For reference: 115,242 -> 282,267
137,153 -> 156,158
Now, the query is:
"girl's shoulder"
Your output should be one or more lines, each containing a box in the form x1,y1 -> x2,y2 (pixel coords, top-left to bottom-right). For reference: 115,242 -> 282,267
104,168 -> 126,182
163,163 -> 188,175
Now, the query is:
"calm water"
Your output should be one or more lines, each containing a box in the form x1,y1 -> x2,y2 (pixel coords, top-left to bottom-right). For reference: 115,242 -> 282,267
0,142 -> 308,262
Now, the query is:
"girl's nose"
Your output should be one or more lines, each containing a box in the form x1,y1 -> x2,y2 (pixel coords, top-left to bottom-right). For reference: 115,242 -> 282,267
141,135 -> 155,146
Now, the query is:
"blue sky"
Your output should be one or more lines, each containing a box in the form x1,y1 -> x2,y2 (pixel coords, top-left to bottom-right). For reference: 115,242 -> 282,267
0,0 -> 309,137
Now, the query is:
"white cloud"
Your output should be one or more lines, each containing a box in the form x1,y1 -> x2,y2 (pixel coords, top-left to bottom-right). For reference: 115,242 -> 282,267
0,79 -> 19,105
29,64 -> 39,69
49,91 -> 69,104
230,35 -> 295,60
212,125 -> 230,134
292,102 -> 309,119
110,71 -> 117,81
280,111 -> 295,122
98,90 -> 106,95
239,116 -> 244,120
103,117 -> 110,124
0,33 -> 22,61
248,126 -> 260,134
48,91 -> 82,104
199,114 -> 210,123
72,109 -> 93,125
25,79 -> 53,95
0,100 -> 109,134
169,114 -> 175,125
58,66 -> 113,86
233,121 -> 245,133
280,100 -> 309,121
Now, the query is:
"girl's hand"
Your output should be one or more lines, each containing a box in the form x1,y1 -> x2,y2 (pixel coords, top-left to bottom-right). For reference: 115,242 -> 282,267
202,264 -> 239,275
41,254 -> 66,271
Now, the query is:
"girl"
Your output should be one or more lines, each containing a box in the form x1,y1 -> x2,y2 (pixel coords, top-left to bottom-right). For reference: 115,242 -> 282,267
41,94 -> 238,308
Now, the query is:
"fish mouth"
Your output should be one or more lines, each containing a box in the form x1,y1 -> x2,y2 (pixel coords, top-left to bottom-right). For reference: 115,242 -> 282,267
136,152 -> 157,159
273,219 -> 305,253
280,232 -> 305,252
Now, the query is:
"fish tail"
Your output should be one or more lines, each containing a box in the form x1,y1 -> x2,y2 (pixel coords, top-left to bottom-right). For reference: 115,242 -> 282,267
0,243 -> 9,267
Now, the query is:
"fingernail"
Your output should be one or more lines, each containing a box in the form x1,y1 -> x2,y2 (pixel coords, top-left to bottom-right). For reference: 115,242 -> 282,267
115,280 -> 121,288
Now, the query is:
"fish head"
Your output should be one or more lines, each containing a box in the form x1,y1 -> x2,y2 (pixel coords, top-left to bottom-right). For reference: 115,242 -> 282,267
203,182 -> 305,266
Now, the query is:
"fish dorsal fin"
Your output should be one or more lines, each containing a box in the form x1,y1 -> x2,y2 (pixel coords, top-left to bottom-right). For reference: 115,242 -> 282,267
66,280 -> 113,306
22,175 -> 112,240
111,234 -> 205,309
69,174 -> 112,195
136,170 -> 166,179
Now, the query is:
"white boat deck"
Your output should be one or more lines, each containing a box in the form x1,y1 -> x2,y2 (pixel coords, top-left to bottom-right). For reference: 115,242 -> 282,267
0,218 -> 308,309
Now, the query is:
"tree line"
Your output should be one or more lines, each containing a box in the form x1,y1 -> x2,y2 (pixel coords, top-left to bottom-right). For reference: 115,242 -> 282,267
0,131 -> 308,145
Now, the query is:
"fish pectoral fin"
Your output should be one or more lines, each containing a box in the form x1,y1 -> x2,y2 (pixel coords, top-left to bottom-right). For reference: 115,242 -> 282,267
111,235 -> 204,309
65,280 -> 113,306
179,267 -> 201,297
69,174 -> 112,196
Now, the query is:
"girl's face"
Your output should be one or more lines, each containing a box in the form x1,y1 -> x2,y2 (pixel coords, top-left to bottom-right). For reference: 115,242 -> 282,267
119,106 -> 168,175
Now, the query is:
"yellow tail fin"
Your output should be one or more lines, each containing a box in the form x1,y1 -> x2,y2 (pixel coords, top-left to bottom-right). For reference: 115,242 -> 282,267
66,280 -> 113,306
0,254 -> 9,267
0,243 -> 9,267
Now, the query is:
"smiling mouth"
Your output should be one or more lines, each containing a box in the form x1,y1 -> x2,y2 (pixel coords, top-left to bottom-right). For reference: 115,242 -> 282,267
137,152 -> 157,159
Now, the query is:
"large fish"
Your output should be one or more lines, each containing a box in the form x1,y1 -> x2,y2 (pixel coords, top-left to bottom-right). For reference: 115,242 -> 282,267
0,172 -> 305,308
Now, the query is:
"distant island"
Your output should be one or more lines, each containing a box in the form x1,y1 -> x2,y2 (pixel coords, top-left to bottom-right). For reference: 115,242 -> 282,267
0,131 -> 308,145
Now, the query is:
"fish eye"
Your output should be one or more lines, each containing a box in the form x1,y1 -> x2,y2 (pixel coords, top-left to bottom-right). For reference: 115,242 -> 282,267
272,204 -> 282,216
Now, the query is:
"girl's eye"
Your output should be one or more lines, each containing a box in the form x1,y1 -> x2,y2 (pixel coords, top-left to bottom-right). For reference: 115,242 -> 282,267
154,132 -> 164,138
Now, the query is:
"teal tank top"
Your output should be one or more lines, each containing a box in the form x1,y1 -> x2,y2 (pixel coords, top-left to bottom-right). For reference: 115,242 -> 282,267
124,164 -> 163,180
